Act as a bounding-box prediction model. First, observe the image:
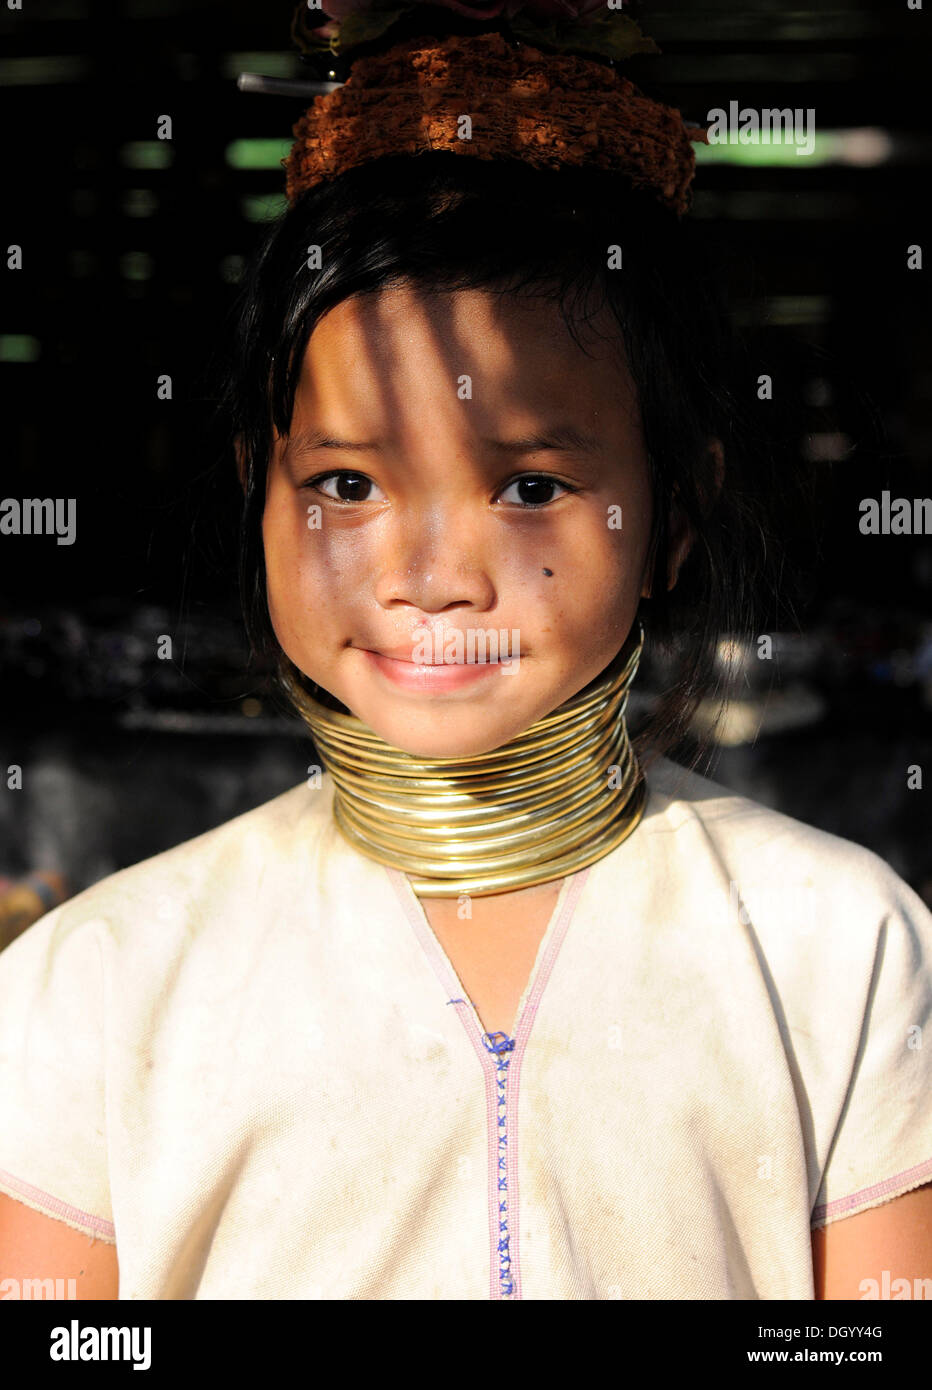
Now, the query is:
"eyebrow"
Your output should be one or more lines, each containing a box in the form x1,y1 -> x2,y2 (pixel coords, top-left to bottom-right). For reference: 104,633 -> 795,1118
285,424 -> 605,457
483,426 -> 605,455
286,430 -> 382,456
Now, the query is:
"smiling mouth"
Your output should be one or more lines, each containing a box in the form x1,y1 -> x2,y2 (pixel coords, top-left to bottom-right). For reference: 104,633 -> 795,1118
359,638 -> 521,665
359,647 -> 514,690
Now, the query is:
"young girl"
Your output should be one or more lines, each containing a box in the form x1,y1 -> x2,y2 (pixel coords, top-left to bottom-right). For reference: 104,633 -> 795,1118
1,20 -> 931,1302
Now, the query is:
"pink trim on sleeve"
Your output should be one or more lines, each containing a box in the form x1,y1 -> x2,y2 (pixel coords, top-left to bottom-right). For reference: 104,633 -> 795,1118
812,1155 -> 932,1225
0,1166 -> 115,1241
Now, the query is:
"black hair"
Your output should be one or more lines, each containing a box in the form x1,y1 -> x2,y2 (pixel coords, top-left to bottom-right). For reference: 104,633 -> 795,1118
212,150 -> 815,774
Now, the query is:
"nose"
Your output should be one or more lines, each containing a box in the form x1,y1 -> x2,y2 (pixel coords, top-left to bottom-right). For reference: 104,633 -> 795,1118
372,510 -> 496,614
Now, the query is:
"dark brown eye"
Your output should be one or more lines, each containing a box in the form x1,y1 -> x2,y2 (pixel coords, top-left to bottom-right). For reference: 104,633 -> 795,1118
498,475 -> 571,507
311,472 -> 383,503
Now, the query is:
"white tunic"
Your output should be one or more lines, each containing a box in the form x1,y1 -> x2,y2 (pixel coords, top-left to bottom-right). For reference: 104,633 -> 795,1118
1,756 -> 930,1300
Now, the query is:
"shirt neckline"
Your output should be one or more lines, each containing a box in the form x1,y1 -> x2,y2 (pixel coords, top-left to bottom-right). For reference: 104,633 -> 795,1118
383,863 -> 595,1055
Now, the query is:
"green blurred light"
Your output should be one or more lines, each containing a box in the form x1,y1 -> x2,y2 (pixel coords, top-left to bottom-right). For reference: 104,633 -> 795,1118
121,141 -> 174,170
0,335 -> 41,363
694,133 -> 835,168
223,52 -> 299,81
694,128 -> 893,169
733,296 -> 830,327
120,251 -> 154,281
240,193 -> 288,222
0,55 -> 87,85
225,138 -> 291,170
766,295 -> 829,326
123,188 -> 159,217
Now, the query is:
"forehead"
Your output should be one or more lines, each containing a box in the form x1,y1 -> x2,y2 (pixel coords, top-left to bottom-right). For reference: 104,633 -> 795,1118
296,283 -> 637,421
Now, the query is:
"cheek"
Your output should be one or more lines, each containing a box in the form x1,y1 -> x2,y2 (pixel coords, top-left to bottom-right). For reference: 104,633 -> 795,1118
494,523 -> 637,652
262,491 -> 322,642
549,496 -> 651,633
262,492 -> 373,640
602,476 -> 653,587
534,498 -> 648,591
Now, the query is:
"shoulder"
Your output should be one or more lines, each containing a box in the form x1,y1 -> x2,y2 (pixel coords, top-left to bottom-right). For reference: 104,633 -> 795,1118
65,775 -> 332,914
0,777 -> 338,972
636,757 -> 932,1149
635,754 -> 932,1006
641,753 -> 926,931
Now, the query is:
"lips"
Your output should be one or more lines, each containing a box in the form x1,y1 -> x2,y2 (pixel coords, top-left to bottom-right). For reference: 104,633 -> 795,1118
359,636 -> 510,665
358,646 -> 511,692
367,648 -> 498,666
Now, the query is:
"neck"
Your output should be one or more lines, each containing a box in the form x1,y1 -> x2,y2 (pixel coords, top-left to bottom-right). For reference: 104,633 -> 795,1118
281,624 -> 647,898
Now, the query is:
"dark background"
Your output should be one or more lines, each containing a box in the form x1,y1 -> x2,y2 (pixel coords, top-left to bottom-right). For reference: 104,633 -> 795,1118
0,0 -> 930,908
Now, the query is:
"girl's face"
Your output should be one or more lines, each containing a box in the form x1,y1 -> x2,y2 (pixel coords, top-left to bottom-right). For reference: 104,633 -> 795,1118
263,284 -> 667,758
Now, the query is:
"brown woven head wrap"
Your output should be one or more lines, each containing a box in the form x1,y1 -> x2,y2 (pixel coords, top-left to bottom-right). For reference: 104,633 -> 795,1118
283,30 -> 706,215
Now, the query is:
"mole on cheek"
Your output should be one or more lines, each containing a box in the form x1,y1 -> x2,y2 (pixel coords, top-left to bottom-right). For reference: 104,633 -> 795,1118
542,568 -> 553,577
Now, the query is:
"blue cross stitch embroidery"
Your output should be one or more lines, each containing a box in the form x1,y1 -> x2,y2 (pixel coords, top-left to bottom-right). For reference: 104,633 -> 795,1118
483,1031 -> 516,1296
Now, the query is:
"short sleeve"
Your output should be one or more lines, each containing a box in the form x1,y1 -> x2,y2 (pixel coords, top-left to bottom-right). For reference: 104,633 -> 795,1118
0,903 -> 115,1242
811,874 -> 932,1228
